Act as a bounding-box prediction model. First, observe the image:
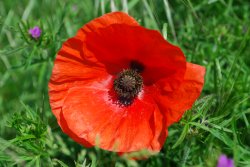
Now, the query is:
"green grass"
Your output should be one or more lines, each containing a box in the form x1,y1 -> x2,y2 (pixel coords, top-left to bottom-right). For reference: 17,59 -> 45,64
0,0 -> 250,166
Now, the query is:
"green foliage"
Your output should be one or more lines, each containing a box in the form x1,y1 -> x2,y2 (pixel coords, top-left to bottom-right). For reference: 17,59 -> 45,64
0,0 -> 250,166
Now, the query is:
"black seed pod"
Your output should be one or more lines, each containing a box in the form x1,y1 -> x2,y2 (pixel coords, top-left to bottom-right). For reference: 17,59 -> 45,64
113,69 -> 143,105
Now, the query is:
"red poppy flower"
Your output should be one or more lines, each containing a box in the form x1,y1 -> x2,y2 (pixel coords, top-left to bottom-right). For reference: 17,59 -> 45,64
48,12 -> 205,153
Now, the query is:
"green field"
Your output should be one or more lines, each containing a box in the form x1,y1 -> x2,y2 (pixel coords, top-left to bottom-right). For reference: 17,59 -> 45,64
0,0 -> 249,166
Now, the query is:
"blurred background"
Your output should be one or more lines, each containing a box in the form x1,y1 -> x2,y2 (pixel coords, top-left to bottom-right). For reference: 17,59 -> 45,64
0,0 -> 249,166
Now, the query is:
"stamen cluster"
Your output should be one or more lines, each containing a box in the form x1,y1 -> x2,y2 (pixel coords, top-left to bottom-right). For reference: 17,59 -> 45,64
114,69 -> 143,105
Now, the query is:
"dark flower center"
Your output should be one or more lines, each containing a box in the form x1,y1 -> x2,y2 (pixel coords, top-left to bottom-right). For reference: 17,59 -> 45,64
130,60 -> 144,73
113,69 -> 143,105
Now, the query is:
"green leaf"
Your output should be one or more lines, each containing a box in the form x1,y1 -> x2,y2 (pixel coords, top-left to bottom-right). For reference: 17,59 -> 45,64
172,124 -> 189,149
53,159 -> 68,167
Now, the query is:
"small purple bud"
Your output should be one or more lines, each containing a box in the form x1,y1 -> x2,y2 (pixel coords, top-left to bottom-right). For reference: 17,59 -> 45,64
28,26 -> 42,39
217,154 -> 234,167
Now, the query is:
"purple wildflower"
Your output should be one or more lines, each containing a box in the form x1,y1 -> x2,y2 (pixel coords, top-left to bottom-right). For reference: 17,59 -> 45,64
217,154 -> 234,167
28,26 -> 42,39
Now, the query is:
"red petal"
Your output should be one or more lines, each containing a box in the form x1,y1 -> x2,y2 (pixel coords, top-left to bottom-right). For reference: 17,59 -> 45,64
83,24 -> 186,90
50,40 -> 105,83
48,39 -> 106,146
76,11 -> 139,39
118,128 -> 168,159
49,12 -> 139,147
49,38 -> 106,119
59,109 -> 93,147
155,63 -> 206,127
61,76 -> 166,152
76,12 -> 140,66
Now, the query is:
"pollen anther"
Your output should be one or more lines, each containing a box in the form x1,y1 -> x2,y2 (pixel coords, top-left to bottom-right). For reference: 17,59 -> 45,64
113,69 -> 143,105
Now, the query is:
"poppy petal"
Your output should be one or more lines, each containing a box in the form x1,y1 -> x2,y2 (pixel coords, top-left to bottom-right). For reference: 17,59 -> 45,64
48,39 -> 107,147
76,11 -> 139,39
59,109 -> 93,147
61,76 -> 166,152
49,12 -> 138,146
118,128 -> 168,159
50,11 -> 140,105
49,37 -> 106,120
83,24 -> 186,90
50,41 -> 104,83
76,12 -> 139,66
155,62 -> 206,126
